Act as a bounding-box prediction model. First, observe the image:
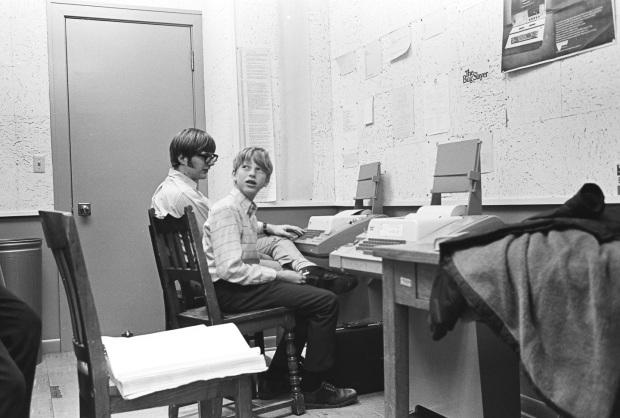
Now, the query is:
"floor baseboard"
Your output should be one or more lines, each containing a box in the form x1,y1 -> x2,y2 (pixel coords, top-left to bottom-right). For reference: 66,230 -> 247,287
41,338 -> 61,354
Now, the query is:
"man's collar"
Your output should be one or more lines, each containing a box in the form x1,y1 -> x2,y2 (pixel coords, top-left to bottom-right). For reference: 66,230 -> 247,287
230,187 -> 256,216
170,168 -> 199,189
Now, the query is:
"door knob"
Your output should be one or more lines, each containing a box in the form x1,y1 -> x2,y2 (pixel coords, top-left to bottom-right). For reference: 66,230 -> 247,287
77,203 -> 92,217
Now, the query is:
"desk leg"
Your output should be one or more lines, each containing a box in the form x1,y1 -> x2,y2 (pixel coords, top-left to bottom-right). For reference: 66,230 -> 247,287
383,263 -> 410,418
476,322 -> 520,417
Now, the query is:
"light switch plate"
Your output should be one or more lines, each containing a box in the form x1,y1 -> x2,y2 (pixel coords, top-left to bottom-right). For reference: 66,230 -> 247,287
33,155 -> 45,173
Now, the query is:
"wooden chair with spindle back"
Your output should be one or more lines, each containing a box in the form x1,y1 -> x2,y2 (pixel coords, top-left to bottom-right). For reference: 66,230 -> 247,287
148,206 -> 305,417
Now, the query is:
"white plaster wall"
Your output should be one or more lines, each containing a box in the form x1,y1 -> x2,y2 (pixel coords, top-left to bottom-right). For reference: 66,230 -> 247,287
203,0 -> 288,202
0,0 -> 53,214
328,0 -> 620,205
0,0 -> 238,215
0,0 -> 279,211
4,0 -> 619,213
307,0 -> 335,202
0,0 -> 324,212
234,0 -> 284,199
203,0 -> 241,200
206,0 -> 335,204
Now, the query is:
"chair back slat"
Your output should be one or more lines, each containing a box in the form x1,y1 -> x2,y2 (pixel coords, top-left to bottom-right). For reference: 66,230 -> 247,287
148,207 -> 223,327
180,232 -> 198,268
39,210 -> 111,414
148,224 -> 180,331
53,249 -> 85,351
166,232 -> 185,268
184,207 -> 223,325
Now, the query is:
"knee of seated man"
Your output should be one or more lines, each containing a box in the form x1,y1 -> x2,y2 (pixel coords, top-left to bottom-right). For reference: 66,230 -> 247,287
316,289 -> 339,314
19,305 -> 42,341
0,364 -> 26,400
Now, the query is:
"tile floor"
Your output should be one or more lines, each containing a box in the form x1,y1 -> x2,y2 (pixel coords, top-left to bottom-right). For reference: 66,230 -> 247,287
30,352 -> 385,418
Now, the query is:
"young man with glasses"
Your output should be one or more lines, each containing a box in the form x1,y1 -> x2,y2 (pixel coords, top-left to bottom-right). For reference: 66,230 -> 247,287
151,128 -> 218,230
151,128 -> 358,295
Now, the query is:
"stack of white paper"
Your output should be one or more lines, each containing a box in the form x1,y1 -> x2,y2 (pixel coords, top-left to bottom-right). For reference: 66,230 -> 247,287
102,324 -> 267,399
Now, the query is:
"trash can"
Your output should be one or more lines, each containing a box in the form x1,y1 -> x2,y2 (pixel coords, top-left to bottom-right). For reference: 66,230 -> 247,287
0,238 -> 42,361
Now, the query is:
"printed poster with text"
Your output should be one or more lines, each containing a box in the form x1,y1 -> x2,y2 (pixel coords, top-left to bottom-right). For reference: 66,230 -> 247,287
238,48 -> 277,202
502,0 -> 615,72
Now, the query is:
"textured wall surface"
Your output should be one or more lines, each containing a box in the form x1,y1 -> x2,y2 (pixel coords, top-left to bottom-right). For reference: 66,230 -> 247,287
4,0 -> 619,346
204,0 -> 335,203
328,0 -> 620,205
0,0 -> 217,215
0,0 -> 227,346
203,0 -> 241,200
204,0 -> 288,202
0,0 -> 53,214
3,0 -> 619,213
308,0 -> 336,202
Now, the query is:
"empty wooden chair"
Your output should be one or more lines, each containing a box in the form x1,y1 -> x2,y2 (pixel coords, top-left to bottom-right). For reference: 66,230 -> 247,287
39,210 -> 254,418
148,206 -> 305,416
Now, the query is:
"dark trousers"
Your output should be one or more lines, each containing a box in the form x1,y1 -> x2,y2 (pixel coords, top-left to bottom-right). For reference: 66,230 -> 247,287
0,285 -> 41,418
214,280 -> 338,373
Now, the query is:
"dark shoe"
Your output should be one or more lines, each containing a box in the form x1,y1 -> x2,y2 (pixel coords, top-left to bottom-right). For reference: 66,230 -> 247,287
303,381 -> 358,409
301,266 -> 359,295
256,373 -> 290,400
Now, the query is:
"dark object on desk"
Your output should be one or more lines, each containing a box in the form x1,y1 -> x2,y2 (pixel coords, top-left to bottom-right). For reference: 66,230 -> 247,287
331,321 -> 383,395
429,183 -> 620,418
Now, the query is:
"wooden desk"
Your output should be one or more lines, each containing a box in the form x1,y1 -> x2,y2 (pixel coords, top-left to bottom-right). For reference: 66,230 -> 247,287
374,243 -> 519,418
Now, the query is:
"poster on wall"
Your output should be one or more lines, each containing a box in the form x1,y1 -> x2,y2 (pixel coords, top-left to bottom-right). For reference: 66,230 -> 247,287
237,48 -> 277,202
502,0 -> 615,72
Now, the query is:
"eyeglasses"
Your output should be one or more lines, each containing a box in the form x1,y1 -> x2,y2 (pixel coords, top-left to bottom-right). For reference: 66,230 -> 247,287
196,152 -> 218,165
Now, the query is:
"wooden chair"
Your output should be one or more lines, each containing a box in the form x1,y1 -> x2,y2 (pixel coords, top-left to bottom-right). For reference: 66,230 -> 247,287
39,210 -> 254,418
148,206 -> 305,417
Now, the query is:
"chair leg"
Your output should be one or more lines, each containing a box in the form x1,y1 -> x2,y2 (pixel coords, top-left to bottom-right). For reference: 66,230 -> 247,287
254,331 -> 265,354
285,327 -> 305,415
79,392 -> 99,418
168,404 -> 180,418
197,397 -> 223,418
251,331 -> 265,398
234,376 -> 253,418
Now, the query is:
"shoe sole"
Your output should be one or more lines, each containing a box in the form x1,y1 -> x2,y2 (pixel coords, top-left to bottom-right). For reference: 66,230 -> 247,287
305,396 -> 358,409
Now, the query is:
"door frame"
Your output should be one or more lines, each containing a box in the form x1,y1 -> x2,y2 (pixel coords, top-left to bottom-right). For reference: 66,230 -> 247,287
47,1 -> 205,349
48,0 -> 205,212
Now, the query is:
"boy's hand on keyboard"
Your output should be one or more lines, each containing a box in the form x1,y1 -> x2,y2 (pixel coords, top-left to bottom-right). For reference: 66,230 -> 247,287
270,224 -> 305,239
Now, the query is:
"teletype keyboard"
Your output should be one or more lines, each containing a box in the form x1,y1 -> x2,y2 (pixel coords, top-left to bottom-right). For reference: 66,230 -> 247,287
294,209 -> 386,257
295,161 -> 384,257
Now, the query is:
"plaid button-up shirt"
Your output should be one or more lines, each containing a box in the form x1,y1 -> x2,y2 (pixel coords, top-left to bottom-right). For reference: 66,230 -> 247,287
203,187 -> 277,285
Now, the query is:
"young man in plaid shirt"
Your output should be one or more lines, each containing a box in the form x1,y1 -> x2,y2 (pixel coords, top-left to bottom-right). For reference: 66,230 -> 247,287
203,146 -> 358,408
